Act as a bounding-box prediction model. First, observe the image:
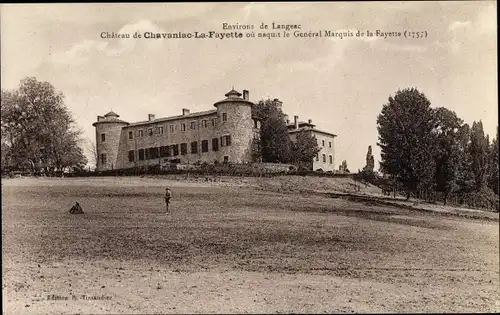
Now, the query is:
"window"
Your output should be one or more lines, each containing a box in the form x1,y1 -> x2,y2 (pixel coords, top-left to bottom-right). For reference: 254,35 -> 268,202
100,153 -> 107,164
138,129 -> 144,138
322,140 -> 325,146
329,155 -> 333,164
181,143 -> 188,155
128,150 -> 135,162
223,156 -> 229,163
253,131 -> 260,140
212,118 -> 217,127
322,154 -> 326,163
169,124 -> 175,134
201,120 -> 208,128
201,140 -> 209,153
222,113 -> 227,122
138,149 -> 145,160
191,141 -> 198,154
181,123 -> 186,132
160,146 -> 168,158
101,133 -> 106,142
145,148 -> 150,160
329,141 -> 332,148
220,135 -> 232,147
128,131 -> 133,140
316,153 -> 319,161
157,126 -> 164,135
212,138 -> 219,152
148,147 -> 159,159
148,128 -> 153,136
190,121 -> 197,130
172,144 -> 179,156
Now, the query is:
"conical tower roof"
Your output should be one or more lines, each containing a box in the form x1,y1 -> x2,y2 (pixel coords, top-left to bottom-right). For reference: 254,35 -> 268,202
104,111 -> 120,118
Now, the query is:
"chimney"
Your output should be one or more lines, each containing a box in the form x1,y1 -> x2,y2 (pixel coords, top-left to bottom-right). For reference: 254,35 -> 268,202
294,115 -> 299,129
308,119 -> 312,124
284,114 -> 289,124
97,115 -> 104,122
273,98 -> 283,109
243,90 -> 249,101
148,114 -> 155,121
182,108 -> 190,116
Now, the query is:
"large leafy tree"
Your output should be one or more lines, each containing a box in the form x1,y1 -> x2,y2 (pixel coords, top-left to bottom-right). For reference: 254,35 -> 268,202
377,88 -> 436,199
1,77 -> 87,174
432,107 -> 463,205
455,123 -> 475,193
488,127 -> 499,195
291,130 -> 320,170
469,121 -> 490,192
252,99 -> 293,163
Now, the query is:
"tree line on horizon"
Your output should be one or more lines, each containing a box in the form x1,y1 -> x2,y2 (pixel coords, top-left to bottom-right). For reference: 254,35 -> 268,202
1,78 -> 498,211
370,87 -> 498,208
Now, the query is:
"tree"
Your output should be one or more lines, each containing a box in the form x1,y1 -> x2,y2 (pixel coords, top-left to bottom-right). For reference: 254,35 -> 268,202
432,107 -> 463,205
487,126 -> 498,195
1,77 -> 87,174
455,123 -> 474,194
291,130 -> 321,170
252,99 -> 293,163
362,145 -> 375,173
469,121 -> 490,192
85,138 -> 98,170
377,88 -> 436,200
340,160 -> 350,173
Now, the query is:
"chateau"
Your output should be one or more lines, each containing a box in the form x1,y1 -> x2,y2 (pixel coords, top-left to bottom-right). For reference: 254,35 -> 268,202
93,89 -> 336,172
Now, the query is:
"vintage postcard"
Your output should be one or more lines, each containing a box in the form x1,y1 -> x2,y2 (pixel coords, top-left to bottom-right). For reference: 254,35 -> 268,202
1,2 -> 498,314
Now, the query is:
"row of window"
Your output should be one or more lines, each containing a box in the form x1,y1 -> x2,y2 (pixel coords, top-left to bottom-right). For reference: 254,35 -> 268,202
316,153 -> 333,164
320,139 -> 333,148
126,114 -> 228,140
127,135 -> 232,162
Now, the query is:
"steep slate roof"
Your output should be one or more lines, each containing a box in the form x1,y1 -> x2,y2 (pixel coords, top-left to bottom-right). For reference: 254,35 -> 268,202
126,109 -> 218,127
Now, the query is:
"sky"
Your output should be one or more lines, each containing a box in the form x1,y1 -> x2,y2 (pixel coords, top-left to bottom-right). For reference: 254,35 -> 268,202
1,2 -> 497,171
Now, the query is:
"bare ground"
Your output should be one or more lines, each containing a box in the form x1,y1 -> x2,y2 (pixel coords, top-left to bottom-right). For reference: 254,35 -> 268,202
2,177 -> 499,314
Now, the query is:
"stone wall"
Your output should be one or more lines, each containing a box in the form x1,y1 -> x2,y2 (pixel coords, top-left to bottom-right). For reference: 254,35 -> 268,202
312,132 -> 336,172
114,112 -> 222,169
96,122 -> 128,171
215,100 -> 254,164
110,99 -> 255,169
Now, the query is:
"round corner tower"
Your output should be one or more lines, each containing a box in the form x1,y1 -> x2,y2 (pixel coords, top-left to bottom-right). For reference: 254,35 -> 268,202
92,111 -> 129,171
213,89 -> 254,163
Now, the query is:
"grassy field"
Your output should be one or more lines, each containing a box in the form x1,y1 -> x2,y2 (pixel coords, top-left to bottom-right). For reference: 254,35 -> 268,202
2,177 -> 499,314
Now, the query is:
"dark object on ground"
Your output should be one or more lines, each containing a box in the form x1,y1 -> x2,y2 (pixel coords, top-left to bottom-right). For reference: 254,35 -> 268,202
69,202 -> 84,214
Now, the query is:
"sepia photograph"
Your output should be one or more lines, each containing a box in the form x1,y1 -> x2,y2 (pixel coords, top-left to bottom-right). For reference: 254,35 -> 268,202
1,2 -> 498,314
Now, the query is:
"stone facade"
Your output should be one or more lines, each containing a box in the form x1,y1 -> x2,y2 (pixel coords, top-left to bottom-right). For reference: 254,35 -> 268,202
93,89 -> 336,172
287,116 -> 337,172
93,89 -> 259,171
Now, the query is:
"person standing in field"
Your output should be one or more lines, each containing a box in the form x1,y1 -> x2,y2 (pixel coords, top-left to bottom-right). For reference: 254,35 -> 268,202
164,187 -> 172,214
